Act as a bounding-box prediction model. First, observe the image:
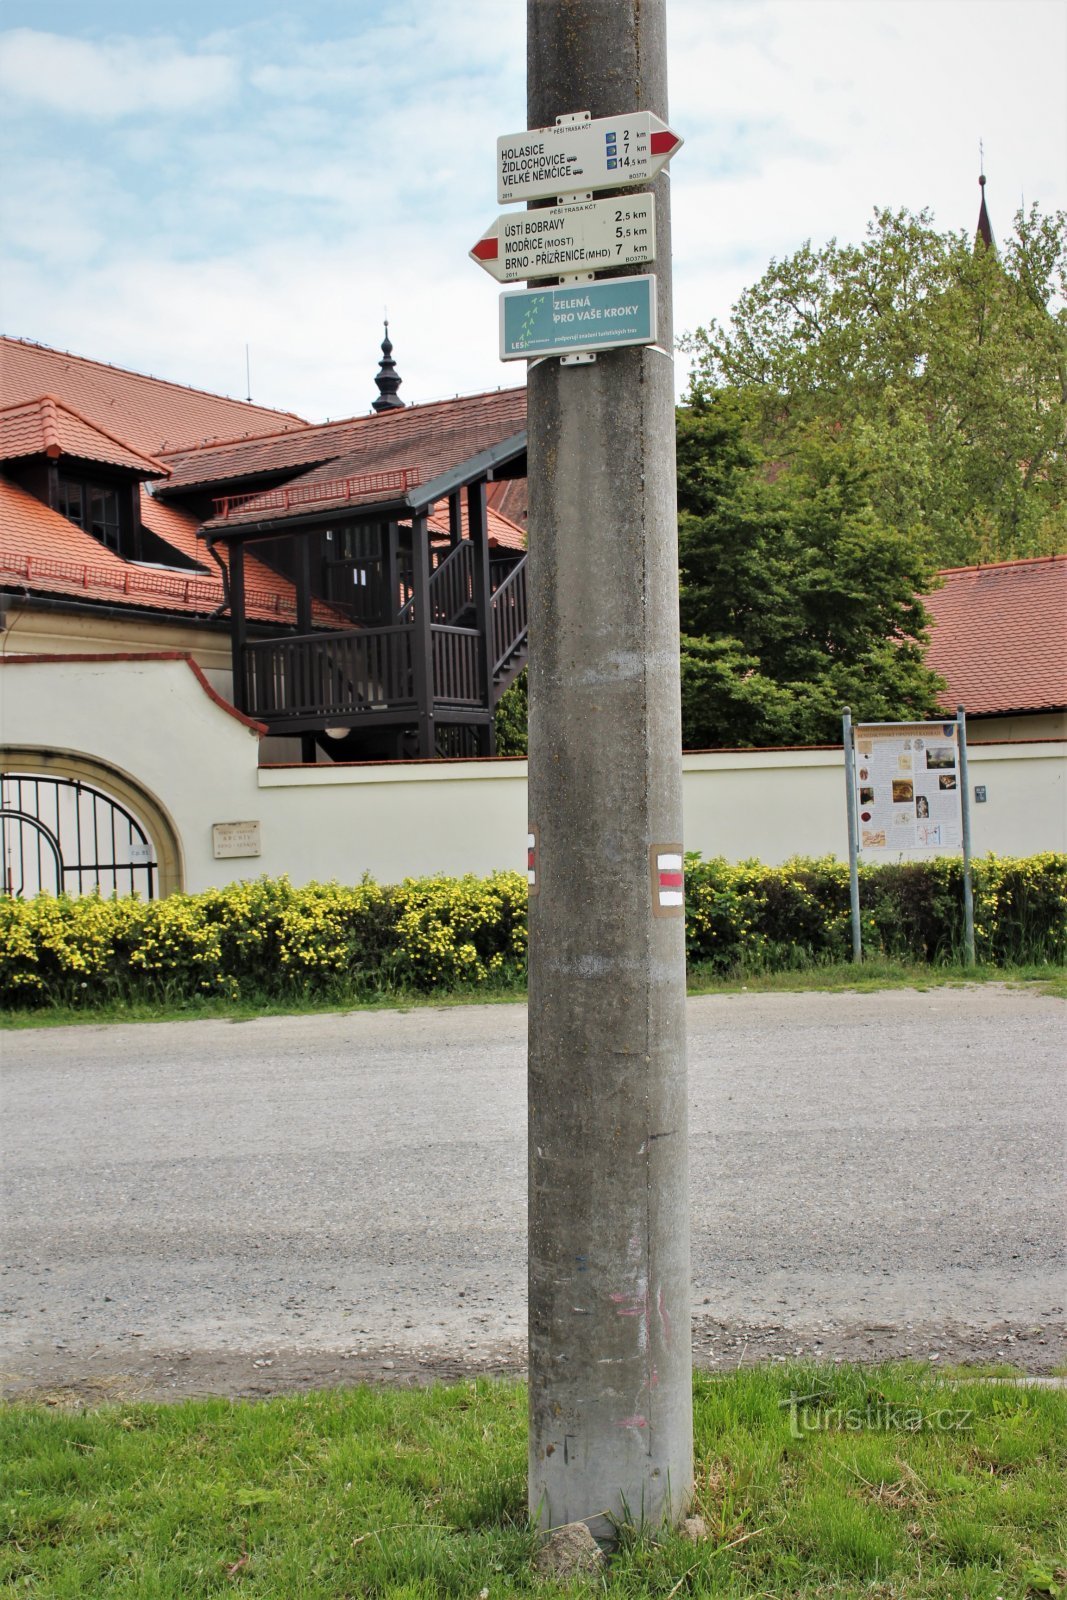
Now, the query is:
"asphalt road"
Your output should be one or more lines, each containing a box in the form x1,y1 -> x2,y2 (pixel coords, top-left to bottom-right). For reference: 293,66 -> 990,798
2,987 -> 1064,1398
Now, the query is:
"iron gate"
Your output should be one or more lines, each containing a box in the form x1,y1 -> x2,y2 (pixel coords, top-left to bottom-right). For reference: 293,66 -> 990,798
0,774 -> 158,899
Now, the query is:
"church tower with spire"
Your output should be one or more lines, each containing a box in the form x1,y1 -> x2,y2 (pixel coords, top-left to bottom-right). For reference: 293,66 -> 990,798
371,320 -> 405,413
975,164 -> 995,252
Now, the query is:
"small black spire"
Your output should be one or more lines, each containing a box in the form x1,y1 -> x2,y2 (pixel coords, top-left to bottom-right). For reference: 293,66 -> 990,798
975,162 -> 995,252
372,319 -> 405,412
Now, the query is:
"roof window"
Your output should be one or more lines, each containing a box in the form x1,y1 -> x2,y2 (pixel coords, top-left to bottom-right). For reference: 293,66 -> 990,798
58,475 -> 123,554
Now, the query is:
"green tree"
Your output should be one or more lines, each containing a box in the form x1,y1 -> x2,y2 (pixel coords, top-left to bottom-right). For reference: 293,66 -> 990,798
682,205 -> 1067,565
493,668 -> 528,755
676,394 -> 945,749
486,391 -> 946,756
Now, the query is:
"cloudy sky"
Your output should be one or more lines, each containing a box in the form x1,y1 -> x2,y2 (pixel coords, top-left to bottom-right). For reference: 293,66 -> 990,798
1,1 -> 1064,421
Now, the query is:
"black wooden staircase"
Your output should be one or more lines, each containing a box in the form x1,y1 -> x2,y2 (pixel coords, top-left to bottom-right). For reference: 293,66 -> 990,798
241,539 -> 527,758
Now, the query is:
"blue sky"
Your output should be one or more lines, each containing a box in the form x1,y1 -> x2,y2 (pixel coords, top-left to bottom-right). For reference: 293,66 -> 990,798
1,1 -> 1064,421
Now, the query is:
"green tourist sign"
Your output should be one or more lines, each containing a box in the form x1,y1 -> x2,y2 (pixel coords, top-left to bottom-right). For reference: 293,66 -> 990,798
498,274 -> 656,361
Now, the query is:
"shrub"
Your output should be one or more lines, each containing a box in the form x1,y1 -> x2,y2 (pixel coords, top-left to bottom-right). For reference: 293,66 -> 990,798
683,852 -> 1066,971
0,856 -> 1062,1010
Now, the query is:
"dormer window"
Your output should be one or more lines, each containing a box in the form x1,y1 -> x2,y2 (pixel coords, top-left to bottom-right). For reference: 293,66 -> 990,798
57,475 -> 123,553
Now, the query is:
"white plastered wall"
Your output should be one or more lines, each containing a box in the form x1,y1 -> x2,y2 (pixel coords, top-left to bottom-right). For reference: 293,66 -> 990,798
1,655 -> 1063,892
0,604 -> 235,695
966,711 -> 1067,742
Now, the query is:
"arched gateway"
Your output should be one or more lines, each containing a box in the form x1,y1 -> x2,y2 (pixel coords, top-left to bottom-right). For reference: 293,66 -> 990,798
0,749 -> 183,898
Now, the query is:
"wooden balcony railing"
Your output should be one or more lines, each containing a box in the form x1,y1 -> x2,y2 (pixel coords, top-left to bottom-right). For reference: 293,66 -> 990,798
429,539 -> 475,623
244,621 -> 488,721
241,553 -> 527,726
397,538 -> 474,625
432,625 -> 483,706
244,627 -> 415,720
491,558 -> 528,677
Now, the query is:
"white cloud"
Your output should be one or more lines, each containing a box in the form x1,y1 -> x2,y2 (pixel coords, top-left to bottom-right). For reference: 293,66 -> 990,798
666,0 -> 1067,376
0,154 -> 120,266
0,28 -> 237,118
0,233 -> 507,426
1,1 -> 1064,411
248,0 -> 522,105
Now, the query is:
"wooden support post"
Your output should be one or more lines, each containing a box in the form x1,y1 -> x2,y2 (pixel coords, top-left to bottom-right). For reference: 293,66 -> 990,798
229,540 -> 248,714
295,534 -> 312,635
129,484 -> 143,561
467,479 -> 497,756
386,521 -> 400,619
448,491 -> 463,548
410,513 -> 436,758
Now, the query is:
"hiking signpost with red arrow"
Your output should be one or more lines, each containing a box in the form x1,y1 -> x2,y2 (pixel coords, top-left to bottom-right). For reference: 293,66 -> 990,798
470,194 -> 655,283
472,108 -> 682,365
494,110 -> 682,204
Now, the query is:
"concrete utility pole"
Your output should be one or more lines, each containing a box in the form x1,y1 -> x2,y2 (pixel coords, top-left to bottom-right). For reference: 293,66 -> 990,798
526,0 -> 692,1539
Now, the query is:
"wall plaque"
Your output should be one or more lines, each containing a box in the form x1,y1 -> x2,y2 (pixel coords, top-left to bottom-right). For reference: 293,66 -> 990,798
212,821 -> 262,859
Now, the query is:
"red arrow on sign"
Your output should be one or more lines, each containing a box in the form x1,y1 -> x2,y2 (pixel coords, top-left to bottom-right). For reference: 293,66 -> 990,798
650,129 -> 681,156
470,193 -> 657,283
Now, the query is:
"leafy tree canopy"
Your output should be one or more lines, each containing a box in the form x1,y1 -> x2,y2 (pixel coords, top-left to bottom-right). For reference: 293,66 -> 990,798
493,667 -> 528,755
676,391 -> 945,749
681,204 -> 1067,565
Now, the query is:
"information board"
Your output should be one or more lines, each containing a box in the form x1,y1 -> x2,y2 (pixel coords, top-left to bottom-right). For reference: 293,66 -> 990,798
852,721 -> 963,852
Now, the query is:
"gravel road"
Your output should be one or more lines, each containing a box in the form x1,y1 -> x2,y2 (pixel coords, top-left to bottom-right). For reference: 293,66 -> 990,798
1,986 -> 1064,1401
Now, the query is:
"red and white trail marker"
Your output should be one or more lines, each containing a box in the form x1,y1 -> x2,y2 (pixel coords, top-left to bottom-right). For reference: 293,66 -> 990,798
528,826 -> 540,895
651,846 -> 684,916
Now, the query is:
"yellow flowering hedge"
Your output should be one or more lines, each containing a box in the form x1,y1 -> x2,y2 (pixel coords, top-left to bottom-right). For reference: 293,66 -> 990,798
0,872 -> 527,1007
0,856 -> 1062,1008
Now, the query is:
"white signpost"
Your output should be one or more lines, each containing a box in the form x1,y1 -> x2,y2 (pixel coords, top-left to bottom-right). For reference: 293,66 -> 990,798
496,110 -> 682,204
471,194 -> 655,283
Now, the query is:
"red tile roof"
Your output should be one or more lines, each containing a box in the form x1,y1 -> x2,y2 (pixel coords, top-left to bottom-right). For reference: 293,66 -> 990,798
425,499 -> 526,552
211,467 -> 424,523
164,386 -> 528,502
1,474 -> 132,571
925,555 -> 1067,715
0,395 -> 168,476
137,488 -> 329,618
487,478 -> 527,526
138,488 -> 207,561
0,340 -> 523,631
0,337 -> 308,457
0,477 -> 332,626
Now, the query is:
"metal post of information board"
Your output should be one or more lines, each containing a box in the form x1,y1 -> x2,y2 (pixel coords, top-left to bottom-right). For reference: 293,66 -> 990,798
842,708 -> 863,962
957,706 -> 976,966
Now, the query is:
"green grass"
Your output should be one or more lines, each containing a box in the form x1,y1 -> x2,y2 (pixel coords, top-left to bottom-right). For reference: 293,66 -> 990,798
2,960 -> 1063,1029
0,983 -> 529,1030
686,957 -> 1067,999
2,1368 -> 1064,1597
